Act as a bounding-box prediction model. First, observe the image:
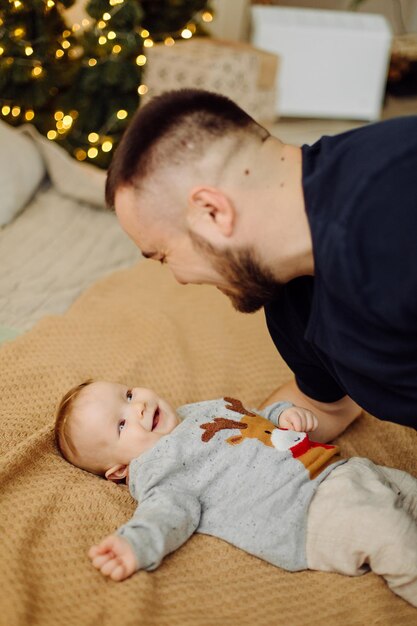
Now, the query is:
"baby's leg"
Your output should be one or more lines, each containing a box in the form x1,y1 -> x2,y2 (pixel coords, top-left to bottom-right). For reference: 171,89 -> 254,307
374,464 -> 417,521
306,457 -> 417,607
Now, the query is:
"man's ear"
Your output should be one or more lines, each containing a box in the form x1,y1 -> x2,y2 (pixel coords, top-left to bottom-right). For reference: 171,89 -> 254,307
105,464 -> 129,483
188,186 -> 235,238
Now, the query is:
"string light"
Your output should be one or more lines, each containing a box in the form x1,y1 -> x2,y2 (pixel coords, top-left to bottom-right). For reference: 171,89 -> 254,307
102,140 -> 113,152
62,115 -> 73,128
98,20 -> 106,29
181,28 -> 192,39
32,66 -> 43,78
107,31 -> 116,40
24,110 -> 35,121
63,30 -> 71,38
202,11 -> 213,23
116,110 -> 128,120
13,27 -> 25,38
98,36 -> 107,45
82,19 -> 90,27
112,44 -> 121,54
0,47 -> 4,56
74,149 -> 87,161
143,38 -> 153,48
136,54 -> 146,66
88,58 -> 97,67
47,0 -> 55,8
62,40 -> 70,49
164,37 -> 175,47
11,106 -> 20,117
47,130 -> 57,140
141,29 -> 149,38
137,84 -> 148,95
72,23 -> 80,32
56,49 -> 64,58
25,46 -> 33,56
54,111 -> 64,121
13,0 -> 22,8
1,106 -> 11,116
88,132 -> 99,143
87,147 -> 98,159
103,13 -> 111,20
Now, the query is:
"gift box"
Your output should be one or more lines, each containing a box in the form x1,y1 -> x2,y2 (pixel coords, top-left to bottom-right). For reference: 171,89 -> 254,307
141,38 -> 279,123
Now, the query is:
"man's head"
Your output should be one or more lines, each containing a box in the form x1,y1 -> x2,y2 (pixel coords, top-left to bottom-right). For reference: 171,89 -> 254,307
55,381 -> 179,482
106,89 -> 286,312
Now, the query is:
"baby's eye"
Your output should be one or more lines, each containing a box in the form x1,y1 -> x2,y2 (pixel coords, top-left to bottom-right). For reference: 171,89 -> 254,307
118,419 -> 126,433
126,389 -> 133,402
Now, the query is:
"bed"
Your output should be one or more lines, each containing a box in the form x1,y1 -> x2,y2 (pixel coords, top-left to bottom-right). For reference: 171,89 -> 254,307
0,105 -> 416,625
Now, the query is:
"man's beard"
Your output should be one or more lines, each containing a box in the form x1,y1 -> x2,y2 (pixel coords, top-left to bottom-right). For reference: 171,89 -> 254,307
189,231 -> 283,313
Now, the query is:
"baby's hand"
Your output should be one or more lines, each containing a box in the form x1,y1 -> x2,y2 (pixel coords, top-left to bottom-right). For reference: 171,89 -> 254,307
88,534 -> 138,581
279,406 -> 318,433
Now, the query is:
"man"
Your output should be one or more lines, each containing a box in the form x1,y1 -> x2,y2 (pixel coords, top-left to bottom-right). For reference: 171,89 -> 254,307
105,89 -> 417,442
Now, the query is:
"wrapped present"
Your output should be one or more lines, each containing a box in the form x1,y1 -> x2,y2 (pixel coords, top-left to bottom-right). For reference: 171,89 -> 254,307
141,38 -> 279,123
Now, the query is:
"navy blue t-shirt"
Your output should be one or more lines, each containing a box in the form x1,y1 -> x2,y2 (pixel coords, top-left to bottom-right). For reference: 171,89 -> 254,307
265,116 -> 417,429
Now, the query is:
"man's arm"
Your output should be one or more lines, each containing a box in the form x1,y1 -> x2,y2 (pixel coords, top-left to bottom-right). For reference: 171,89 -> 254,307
259,378 -> 362,443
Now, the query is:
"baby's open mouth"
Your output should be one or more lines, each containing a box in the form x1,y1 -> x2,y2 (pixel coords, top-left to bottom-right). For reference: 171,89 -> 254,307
152,407 -> 160,431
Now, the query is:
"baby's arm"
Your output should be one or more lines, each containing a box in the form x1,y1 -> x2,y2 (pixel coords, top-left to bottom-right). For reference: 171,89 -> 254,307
89,487 -> 201,581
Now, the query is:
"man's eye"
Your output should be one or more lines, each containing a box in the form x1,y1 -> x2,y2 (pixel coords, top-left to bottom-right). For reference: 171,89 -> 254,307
118,420 -> 126,433
126,389 -> 133,402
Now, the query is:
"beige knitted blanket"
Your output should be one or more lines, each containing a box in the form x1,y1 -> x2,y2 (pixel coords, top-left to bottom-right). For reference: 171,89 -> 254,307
0,262 -> 416,626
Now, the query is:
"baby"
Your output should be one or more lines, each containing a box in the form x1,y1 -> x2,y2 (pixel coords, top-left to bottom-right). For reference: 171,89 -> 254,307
55,380 -> 417,606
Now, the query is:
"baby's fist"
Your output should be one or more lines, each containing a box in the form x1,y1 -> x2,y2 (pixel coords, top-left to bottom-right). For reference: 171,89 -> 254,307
279,407 -> 318,433
88,534 -> 138,581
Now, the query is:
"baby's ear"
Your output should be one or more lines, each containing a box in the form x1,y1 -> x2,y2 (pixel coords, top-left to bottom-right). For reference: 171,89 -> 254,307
105,464 -> 128,483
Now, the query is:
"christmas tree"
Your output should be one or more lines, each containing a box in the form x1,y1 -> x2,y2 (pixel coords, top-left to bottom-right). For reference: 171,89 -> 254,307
0,0 -> 78,129
0,0 -> 213,169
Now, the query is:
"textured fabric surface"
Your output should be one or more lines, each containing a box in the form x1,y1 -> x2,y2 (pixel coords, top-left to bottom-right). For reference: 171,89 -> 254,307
0,261 -> 416,626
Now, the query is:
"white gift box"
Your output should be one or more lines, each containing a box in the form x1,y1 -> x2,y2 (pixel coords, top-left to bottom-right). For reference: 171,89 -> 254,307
251,6 -> 392,120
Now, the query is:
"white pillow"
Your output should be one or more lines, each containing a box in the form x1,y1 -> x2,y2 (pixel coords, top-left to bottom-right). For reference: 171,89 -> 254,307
0,120 -> 46,226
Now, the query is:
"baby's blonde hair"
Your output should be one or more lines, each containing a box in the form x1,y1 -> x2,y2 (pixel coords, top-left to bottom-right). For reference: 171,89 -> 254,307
54,379 -> 94,466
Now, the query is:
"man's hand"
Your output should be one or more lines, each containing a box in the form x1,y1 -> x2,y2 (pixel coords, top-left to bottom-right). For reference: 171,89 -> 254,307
279,406 -> 318,433
88,534 -> 138,581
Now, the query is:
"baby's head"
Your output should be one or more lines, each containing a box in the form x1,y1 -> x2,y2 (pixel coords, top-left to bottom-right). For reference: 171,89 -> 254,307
55,380 -> 179,482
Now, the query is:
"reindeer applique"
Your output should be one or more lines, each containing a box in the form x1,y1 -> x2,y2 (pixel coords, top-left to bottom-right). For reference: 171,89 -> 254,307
200,398 -> 340,480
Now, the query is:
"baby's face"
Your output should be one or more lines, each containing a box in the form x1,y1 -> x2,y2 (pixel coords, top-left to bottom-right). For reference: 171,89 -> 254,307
71,381 -> 179,476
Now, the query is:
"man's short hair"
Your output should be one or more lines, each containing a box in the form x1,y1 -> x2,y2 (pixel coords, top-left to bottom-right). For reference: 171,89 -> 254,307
105,89 -> 269,208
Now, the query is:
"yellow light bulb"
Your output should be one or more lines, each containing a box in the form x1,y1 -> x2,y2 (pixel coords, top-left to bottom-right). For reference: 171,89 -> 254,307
164,37 -> 175,47
116,110 -> 128,120
112,44 -> 121,54
181,28 -> 192,39
47,130 -> 57,140
13,27 -> 25,38
0,47 -> 4,56
102,140 -> 113,152
187,23 -> 196,33
103,12 -> 111,20
32,66 -> 43,77
25,110 -> 35,121
98,36 -> 107,45
88,58 -> 97,67
47,0 -> 55,8
2,106 -> 11,116
63,30 -> 71,38
62,115 -> 73,128
14,0 -> 22,8
25,46 -> 33,56
137,84 -> 148,95
11,106 -> 20,117
141,29 -> 149,38
202,11 -> 213,23
73,148 -> 86,161
74,149 -> 87,161
135,54 -> 147,66
72,23 -> 80,32
54,111 -> 64,121
143,38 -> 153,48
62,40 -> 70,49
107,31 -> 116,40
88,147 -> 98,159
98,20 -> 106,29
56,49 -> 64,58
88,132 -> 99,143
